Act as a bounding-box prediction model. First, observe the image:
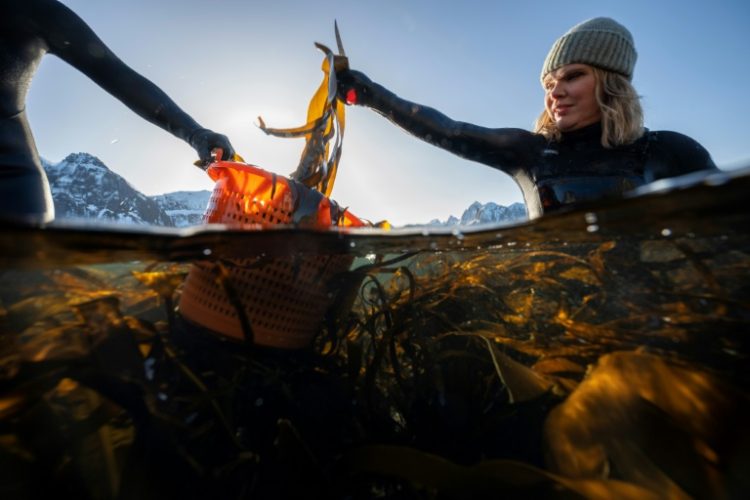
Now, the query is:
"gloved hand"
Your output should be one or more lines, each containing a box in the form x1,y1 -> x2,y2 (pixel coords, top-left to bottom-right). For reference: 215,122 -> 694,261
188,128 -> 236,167
336,69 -> 373,106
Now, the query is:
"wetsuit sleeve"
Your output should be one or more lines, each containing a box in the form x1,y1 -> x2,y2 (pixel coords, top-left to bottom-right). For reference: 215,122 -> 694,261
338,70 -> 540,174
648,131 -> 719,180
34,0 -> 203,144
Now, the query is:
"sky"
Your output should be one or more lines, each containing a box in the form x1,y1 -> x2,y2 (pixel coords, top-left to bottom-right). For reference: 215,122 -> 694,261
26,0 -> 750,226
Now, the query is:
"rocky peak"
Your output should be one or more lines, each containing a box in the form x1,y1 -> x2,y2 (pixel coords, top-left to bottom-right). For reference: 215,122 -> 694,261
44,153 -> 175,226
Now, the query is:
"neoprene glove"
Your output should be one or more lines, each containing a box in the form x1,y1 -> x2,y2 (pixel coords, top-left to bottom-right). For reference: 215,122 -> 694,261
188,128 -> 236,167
336,69 -> 373,106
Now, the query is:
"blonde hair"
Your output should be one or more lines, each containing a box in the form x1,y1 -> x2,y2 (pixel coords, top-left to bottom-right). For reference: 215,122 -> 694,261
534,67 -> 644,148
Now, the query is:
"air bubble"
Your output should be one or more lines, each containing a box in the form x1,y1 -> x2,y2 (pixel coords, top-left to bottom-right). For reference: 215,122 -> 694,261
585,212 -> 598,224
586,224 -> 599,233
661,228 -> 672,237
144,359 -> 155,380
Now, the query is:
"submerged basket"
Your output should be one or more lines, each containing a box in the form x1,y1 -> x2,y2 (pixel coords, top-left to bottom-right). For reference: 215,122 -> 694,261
178,161 -> 364,349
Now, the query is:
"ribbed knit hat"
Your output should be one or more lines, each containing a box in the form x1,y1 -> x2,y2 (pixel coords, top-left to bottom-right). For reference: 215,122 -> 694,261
541,17 -> 637,81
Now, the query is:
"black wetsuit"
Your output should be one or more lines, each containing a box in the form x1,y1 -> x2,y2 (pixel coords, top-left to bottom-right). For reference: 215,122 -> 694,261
341,71 -> 718,218
0,0 -> 233,223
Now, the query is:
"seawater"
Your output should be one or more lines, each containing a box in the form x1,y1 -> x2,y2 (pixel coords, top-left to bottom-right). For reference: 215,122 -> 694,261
0,169 -> 748,499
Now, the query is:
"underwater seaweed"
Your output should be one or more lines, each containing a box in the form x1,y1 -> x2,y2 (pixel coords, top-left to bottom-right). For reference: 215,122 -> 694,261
1,177 -> 750,498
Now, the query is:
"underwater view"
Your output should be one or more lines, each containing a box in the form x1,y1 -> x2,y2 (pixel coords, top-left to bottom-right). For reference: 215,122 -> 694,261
1,167 -> 748,499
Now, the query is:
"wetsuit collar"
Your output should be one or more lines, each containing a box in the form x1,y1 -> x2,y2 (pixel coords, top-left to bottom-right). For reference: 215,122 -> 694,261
559,122 -> 602,144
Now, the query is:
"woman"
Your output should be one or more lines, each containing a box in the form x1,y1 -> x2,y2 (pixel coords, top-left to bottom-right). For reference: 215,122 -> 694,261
0,0 -> 235,223
337,17 -> 718,219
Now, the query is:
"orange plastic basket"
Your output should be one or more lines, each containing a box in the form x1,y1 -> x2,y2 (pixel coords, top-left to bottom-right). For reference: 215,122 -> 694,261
178,161 -> 365,349
201,161 -> 364,228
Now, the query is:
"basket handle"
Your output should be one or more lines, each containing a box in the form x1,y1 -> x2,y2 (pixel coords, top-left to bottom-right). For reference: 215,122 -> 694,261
194,148 -> 247,170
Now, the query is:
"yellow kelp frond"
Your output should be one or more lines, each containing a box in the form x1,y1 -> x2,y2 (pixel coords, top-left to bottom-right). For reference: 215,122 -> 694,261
256,115 -> 325,138
258,28 -> 349,198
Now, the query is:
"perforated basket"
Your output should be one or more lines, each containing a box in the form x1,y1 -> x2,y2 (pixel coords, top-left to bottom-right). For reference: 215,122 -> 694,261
178,161 -> 364,349
200,161 -> 364,228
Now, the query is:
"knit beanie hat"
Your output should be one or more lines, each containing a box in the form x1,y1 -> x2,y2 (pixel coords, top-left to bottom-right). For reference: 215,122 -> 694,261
541,17 -> 637,81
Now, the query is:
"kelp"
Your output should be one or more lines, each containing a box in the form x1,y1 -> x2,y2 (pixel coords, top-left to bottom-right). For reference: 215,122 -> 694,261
343,444 -> 663,499
0,262 -> 265,499
325,233 -> 750,497
544,351 -> 750,499
257,23 -> 349,197
1,227 -> 749,498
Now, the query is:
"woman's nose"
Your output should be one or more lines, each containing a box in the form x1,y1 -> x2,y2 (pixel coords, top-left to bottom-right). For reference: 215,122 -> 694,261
550,81 -> 565,97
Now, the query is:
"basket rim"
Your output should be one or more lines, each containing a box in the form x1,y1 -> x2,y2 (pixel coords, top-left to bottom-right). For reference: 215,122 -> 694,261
207,161 -> 271,180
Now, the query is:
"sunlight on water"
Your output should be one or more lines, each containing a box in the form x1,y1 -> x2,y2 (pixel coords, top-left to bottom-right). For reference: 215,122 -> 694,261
0,169 -> 749,498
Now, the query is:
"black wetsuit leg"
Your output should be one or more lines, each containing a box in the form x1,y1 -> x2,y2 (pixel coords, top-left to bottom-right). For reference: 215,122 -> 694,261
0,111 -> 54,223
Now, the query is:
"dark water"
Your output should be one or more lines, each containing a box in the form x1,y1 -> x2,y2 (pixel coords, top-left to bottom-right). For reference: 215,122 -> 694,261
1,169 -> 749,499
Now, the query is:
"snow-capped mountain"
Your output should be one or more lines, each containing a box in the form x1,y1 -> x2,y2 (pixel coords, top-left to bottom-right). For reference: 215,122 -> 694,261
44,153 -> 175,226
43,153 -> 526,228
428,201 -> 527,227
152,190 -> 211,227
459,201 -> 527,225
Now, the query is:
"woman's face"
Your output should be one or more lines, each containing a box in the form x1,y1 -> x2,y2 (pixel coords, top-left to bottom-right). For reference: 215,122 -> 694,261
543,64 -> 601,132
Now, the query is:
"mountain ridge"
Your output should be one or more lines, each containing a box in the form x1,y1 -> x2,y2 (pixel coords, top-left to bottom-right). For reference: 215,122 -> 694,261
43,153 -> 526,227
44,152 -> 175,226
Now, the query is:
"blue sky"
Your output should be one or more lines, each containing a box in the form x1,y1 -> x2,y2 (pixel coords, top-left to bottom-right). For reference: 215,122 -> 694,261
27,0 -> 750,226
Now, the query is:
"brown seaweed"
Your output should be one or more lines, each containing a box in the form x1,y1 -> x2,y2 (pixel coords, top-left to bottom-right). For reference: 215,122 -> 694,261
0,200 -> 749,498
